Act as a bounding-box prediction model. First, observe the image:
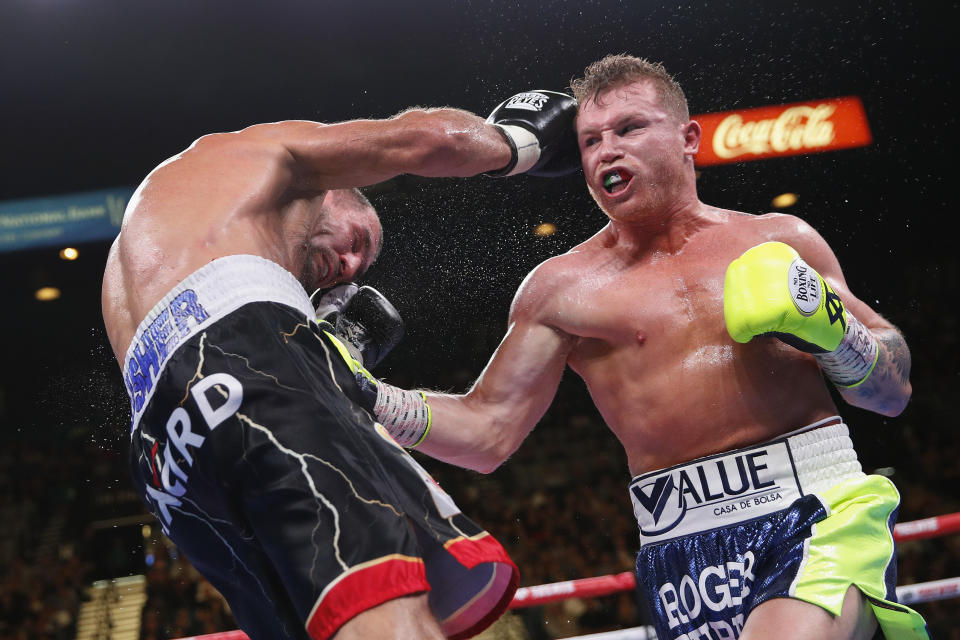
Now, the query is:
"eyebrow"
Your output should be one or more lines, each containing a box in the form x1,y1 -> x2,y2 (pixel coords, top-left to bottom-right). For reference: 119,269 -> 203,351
578,114 -> 641,137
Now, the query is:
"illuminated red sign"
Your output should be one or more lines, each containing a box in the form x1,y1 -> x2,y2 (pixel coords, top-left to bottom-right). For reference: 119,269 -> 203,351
693,96 -> 873,166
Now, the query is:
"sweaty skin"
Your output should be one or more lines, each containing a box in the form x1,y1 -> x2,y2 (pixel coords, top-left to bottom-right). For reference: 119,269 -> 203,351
100,110 -> 512,640
102,113 -> 511,367
416,78 -> 911,640
418,80 -> 911,478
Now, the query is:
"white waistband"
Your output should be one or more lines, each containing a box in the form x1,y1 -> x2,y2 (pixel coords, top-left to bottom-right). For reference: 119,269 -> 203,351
121,255 -> 315,435
628,418 -> 864,546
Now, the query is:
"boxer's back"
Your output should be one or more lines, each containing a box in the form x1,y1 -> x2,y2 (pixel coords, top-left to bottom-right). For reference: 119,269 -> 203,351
101,130 -> 323,366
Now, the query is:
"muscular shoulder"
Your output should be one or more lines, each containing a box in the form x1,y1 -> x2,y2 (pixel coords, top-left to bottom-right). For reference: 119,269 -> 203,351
750,211 -> 817,239
734,212 -> 830,255
736,211 -> 841,276
509,248 -> 588,324
186,122 -> 301,163
142,124 -> 302,204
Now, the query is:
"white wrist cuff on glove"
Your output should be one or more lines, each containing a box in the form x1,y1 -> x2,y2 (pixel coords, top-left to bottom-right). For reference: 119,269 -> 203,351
373,382 -> 432,447
495,124 -> 540,176
814,312 -> 879,388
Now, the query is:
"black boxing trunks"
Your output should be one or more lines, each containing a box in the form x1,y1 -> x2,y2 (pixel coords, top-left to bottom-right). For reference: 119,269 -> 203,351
123,254 -> 518,640
629,418 -> 929,639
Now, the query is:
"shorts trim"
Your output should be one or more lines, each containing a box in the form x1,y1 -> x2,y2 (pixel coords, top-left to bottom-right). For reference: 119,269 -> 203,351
305,554 -> 429,640
122,255 -> 314,435
442,535 -> 520,640
792,475 -> 929,638
442,530 -> 495,552
788,523 -> 814,598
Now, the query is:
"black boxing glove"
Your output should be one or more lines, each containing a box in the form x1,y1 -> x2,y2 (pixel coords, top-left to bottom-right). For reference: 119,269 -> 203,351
312,285 -> 431,448
485,90 -> 581,178
312,283 -> 404,370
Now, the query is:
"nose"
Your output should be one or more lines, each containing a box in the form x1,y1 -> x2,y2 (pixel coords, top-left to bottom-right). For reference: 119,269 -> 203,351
338,251 -> 364,282
597,131 -> 623,163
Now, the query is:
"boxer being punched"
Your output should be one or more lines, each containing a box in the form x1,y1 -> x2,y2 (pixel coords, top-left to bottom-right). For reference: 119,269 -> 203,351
100,102 -> 577,640
356,57 -> 929,638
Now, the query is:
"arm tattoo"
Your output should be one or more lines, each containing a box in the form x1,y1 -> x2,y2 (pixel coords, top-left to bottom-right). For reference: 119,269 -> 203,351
842,328 -> 911,412
876,329 -> 912,388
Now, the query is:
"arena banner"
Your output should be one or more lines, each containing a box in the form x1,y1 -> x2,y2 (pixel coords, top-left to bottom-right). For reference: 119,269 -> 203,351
693,96 -> 872,166
0,187 -> 132,252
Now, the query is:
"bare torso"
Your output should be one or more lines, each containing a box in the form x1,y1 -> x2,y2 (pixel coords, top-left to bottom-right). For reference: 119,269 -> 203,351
534,207 -> 837,475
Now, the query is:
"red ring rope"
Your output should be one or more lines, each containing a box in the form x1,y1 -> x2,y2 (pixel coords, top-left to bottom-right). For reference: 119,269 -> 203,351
172,511 -> 960,640
893,511 -> 960,541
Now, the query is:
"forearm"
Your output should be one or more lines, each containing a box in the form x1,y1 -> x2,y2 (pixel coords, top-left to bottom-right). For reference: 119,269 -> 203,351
320,285 -> 564,471
412,319 -> 572,473
416,391 -> 520,474
363,380 -> 521,473
248,110 -> 512,189
387,108 -> 513,178
835,327 -> 912,416
367,293 -> 569,473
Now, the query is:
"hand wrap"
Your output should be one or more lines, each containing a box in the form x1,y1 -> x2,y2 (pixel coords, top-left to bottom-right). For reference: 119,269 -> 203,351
319,328 -> 432,448
814,312 -> 879,387
371,383 -> 432,448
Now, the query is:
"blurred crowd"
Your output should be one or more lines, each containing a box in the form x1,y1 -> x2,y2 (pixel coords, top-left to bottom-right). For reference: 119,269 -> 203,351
1,362 -> 959,639
1,438 -> 100,639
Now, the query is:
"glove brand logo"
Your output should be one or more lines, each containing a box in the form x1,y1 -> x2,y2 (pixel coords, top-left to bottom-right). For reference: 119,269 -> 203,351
504,92 -> 549,112
825,291 -> 846,329
788,258 -> 821,316
339,320 -> 370,352
629,442 -> 802,543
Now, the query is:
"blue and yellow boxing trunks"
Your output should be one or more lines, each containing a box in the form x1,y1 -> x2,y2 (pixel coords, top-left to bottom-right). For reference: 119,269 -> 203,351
629,418 -> 929,639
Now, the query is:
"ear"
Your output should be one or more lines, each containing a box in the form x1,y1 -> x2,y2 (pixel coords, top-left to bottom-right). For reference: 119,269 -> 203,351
682,120 -> 702,156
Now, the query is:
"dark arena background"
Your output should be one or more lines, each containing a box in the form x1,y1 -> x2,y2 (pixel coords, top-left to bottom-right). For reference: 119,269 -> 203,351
1,1 -> 957,638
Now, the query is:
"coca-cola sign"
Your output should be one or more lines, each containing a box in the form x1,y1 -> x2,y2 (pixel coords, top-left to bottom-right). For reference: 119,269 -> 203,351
693,97 -> 872,166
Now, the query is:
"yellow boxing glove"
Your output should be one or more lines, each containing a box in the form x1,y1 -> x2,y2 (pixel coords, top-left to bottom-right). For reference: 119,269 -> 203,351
724,241 -> 878,387
724,241 -> 846,353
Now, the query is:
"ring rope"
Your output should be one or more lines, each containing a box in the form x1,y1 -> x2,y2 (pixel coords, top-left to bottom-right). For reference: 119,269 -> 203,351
509,574 -> 960,609
893,511 -> 960,541
173,511 -> 960,640
172,576 -> 960,640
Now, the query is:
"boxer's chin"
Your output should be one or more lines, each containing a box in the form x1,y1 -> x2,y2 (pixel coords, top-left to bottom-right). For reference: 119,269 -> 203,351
298,246 -> 321,291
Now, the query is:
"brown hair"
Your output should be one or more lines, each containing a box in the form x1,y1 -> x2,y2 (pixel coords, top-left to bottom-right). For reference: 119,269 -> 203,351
340,187 -> 374,213
570,54 -> 689,122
